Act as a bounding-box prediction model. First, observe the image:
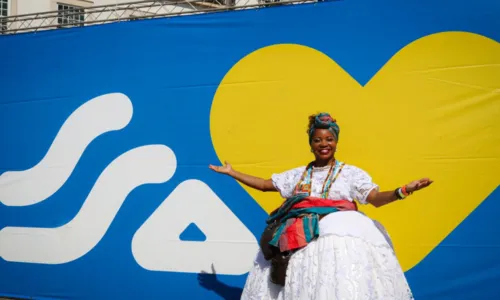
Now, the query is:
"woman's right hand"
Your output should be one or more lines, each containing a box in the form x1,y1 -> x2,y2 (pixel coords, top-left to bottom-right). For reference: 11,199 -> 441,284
208,161 -> 233,175
208,161 -> 276,192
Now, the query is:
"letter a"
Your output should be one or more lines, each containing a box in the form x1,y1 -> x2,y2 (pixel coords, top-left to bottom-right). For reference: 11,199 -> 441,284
132,179 -> 259,275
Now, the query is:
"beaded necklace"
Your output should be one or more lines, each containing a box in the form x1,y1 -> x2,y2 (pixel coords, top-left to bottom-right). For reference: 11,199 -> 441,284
293,160 -> 345,199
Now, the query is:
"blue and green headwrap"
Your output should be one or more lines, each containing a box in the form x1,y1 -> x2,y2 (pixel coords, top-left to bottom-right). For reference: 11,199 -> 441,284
308,113 -> 340,144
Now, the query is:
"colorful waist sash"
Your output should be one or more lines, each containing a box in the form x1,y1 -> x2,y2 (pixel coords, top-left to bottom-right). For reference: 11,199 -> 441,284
267,195 -> 357,252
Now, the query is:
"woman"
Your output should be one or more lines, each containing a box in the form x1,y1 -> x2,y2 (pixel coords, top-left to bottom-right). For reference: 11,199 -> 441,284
209,112 -> 432,300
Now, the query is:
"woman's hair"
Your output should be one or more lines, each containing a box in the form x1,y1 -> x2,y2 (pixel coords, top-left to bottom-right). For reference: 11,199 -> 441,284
307,114 -> 317,135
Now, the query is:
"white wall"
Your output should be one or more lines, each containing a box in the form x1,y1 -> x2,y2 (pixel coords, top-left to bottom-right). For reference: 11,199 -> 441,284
8,0 -> 263,33
17,0 -> 51,14
89,0 -> 194,21
14,0 -> 136,16
13,0 -> 261,18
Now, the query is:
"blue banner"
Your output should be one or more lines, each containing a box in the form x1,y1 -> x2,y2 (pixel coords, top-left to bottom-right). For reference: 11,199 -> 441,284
0,0 -> 499,299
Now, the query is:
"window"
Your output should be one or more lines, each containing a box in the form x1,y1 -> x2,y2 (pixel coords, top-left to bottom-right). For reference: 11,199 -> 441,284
57,3 -> 85,27
0,0 -> 8,33
0,0 -> 7,17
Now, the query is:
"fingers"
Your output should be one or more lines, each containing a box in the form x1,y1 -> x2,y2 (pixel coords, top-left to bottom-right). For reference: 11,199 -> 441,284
420,178 -> 433,186
208,165 -> 223,174
414,178 -> 433,190
407,178 -> 433,193
209,161 -> 232,174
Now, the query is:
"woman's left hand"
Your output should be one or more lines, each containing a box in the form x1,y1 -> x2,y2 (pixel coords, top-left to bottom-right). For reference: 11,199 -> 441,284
405,178 -> 433,193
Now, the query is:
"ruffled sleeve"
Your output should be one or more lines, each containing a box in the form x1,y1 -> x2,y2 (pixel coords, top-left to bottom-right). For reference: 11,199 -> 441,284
271,166 -> 306,199
348,166 -> 379,205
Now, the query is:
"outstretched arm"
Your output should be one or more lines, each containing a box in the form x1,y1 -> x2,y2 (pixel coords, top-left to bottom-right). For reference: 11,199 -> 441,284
209,161 -> 277,192
366,178 -> 433,208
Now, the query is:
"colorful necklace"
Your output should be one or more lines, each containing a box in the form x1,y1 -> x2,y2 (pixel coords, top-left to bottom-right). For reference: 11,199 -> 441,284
293,160 -> 345,199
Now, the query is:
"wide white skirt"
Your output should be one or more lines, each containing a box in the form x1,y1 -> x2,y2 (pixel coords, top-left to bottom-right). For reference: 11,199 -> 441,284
241,211 -> 414,300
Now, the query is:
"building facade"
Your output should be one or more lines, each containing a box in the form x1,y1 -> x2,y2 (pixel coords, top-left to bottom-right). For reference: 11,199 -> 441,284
1,0 -> 264,34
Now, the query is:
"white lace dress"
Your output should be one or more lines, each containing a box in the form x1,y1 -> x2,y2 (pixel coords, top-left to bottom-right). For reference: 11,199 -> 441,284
241,164 -> 414,300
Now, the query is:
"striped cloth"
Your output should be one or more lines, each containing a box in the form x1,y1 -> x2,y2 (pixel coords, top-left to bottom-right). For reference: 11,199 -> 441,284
267,195 -> 358,252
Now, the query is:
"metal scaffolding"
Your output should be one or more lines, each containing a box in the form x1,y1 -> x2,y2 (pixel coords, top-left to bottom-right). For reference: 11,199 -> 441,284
0,0 -> 316,35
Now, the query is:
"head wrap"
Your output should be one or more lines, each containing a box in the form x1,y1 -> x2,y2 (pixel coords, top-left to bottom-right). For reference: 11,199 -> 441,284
308,112 -> 340,144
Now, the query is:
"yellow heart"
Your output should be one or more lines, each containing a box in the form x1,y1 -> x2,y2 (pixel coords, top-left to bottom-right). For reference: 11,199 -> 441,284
210,31 -> 500,271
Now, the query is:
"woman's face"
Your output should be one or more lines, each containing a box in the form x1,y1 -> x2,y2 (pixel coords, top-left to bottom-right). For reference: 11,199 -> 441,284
310,129 -> 337,162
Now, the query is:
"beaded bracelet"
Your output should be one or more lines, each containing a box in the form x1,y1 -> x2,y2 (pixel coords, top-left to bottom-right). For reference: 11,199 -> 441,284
395,186 -> 411,200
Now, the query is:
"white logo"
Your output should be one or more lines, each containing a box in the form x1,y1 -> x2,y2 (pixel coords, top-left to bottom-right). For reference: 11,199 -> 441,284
0,93 -> 258,275
0,93 -> 133,207
133,179 -> 258,275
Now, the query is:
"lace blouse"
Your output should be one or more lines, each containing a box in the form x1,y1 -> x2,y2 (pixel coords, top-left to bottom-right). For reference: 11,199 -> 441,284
271,163 -> 379,204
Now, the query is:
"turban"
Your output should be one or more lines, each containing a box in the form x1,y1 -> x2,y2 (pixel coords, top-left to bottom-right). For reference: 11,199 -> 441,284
308,113 -> 339,143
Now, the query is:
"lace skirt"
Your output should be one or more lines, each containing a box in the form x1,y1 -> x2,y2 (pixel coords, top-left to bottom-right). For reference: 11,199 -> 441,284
241,211 -> 414,300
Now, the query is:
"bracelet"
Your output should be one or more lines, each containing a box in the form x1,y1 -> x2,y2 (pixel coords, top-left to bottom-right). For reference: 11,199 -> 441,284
395,186 -> 411,200
395,188 -> 405,200
401,185 -> 411,196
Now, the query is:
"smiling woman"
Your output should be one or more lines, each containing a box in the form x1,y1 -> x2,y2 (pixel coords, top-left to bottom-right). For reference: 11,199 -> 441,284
209,112 -> 432,300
